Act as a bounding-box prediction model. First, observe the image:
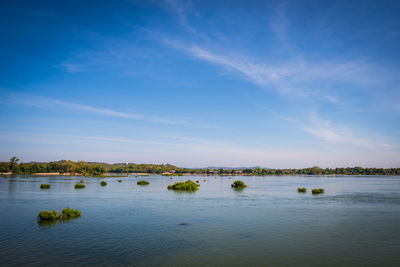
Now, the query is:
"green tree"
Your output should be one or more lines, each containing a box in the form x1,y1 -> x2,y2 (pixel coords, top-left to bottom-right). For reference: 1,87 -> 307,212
9,156 -> 20,173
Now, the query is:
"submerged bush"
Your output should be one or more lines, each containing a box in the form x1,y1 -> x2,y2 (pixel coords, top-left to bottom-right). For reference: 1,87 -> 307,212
231,180 -> 247,189
118,180 -> 122,182
74,183 -> 85,189
38,210 -> 58,221
167,180 -> 199,191
38,207 -> 81,223
297,188 -> 307,192
137,180 -> 149,186
312,188 -> 325,194
40,184 -> 50,189
60,207 -> 81,219
100,181 -> 107,186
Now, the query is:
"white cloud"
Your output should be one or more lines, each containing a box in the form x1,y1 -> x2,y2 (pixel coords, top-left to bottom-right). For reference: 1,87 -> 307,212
6,94 -> 187,125
301,113 -> 397,150
164,39 -> 387,98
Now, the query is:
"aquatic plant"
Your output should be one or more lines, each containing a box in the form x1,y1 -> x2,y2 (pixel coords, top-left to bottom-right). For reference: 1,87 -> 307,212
196,180 -> 199,183
60,207 -> 81,219
137,180 -> 150,186
74,183 -> 85,189
38,207 -> 81,222
297,188 -> 307,192
40,184 -> 50,189
118,180 -> 122,182
38,210 -> 58,221
167,180 -> 199,191
100,181 -> 107,186
231,180 -> 247,189
312,188 -> 325,194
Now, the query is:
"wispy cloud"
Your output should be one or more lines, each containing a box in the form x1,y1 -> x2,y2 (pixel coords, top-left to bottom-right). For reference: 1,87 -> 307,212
5,94 -> 187,125
164,38 -> 388,99
301,113 -> 397,150
270,1 -> 292,51
57,62 -> 91,73
164,0 -> 195,33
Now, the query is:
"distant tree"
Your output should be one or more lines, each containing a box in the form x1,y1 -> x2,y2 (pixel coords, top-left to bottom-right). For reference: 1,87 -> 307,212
9,156 -> 20,173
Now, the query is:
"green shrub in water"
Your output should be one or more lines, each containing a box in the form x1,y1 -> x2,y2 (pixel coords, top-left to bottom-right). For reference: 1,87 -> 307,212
100,181 -> 107,186
60,207 -> 81,219
40,184 -> 50,189
297,188 -> 307,192
74,183 -> 85,189
167,180 -> 199,191
38,210 -> 58,221
231,180 -> 247,189
312,188 -> 325,194
118,180 -> 122,182
137,180 -> 149,186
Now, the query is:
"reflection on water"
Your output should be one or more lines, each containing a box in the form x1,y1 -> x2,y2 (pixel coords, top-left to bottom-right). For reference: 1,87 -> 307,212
37,220 -> 58,227
0,175 -> 399,267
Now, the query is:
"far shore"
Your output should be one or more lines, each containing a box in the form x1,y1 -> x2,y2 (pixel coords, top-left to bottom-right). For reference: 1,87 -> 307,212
0,172 -> 151,176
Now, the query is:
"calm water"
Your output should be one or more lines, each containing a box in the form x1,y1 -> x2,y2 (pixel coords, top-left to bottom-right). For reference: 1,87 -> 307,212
0,175 -> 399,266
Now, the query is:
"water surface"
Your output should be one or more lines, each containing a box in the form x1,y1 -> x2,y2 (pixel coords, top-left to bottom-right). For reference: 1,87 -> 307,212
0,175 -> 399,266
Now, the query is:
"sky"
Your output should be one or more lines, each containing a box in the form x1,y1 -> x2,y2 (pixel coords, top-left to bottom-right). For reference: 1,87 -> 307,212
0,0 -> 399,168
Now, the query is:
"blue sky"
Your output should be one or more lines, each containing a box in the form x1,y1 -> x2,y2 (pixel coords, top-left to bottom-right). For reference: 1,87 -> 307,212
1,0 -> 399,167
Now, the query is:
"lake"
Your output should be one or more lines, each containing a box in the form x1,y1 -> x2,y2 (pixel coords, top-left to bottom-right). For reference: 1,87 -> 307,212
0,175 -> 399,266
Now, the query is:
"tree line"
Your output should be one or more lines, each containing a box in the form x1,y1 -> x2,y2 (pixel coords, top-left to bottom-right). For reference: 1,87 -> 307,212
1,157 -> 105,175
1,157 -> 399,176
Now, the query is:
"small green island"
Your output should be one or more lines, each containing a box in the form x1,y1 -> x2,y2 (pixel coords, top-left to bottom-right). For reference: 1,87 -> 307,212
40,184 -> 50,189
231,180 -> 247,189
167,180 -> 199,191
100,181 -> 107,186
137,180 -> 150,186
38,210 -> 59,221
312,188 -> 325,194
74,183 -> 85,189
297,188 -> 307,192
38,207 -> 81,222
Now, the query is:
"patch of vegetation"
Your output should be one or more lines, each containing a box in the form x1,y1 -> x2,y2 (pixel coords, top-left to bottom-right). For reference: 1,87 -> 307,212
38,207 -> 81,223
297,188 -> 307,192
312,188 -> 325,194
60,207 -> 81,219
74,183 -> 85,189
162,173 -> 183,176
40,184 -> 50,189
167,180 -> 199,191
231,180 -> 247,189
38,210 -> 59,221
118,180 -> 122,182
100,181 -> 107,186
196,180 -> 199,183
137,180 -> 149,186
